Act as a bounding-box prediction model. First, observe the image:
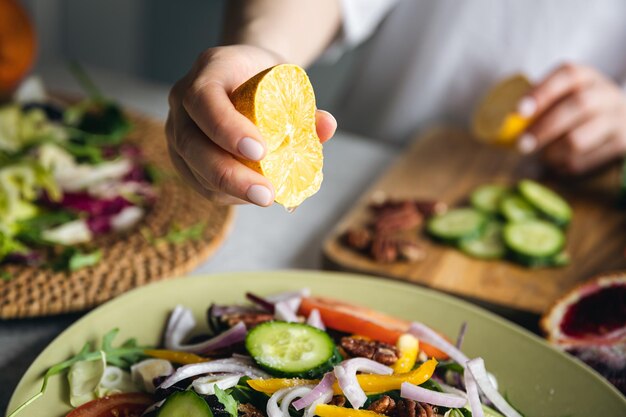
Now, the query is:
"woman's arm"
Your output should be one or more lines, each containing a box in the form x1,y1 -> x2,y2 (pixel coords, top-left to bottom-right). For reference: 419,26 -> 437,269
223,0 -> 342,67
165,1 -> 339,206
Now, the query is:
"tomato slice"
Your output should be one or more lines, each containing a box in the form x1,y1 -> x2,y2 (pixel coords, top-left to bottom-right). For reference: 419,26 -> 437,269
299,297 -> 449,360
66,393 -> 153,417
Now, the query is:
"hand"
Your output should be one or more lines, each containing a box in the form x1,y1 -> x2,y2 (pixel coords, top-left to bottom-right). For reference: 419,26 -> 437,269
166,45 -> 337,206
516,63 -> 626,175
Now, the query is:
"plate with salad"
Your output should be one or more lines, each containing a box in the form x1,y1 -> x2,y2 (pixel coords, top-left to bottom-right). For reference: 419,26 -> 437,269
6,271 -> 625,417
0,70 -> 234,318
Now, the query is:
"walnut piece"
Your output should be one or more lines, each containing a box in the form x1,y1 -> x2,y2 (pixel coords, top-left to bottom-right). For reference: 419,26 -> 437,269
221,312 -> 274,329
329,396 -> 347,407
344,228 -> 373,251
371,235 -> 398,263
374,202 -> 423,234
396,398 -> 417,417
238,403 -> 264,417
367,395 -> 396,415
340,336 -> 399,365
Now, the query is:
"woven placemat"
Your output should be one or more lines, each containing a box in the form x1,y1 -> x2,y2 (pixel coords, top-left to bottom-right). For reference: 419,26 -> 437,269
0,107 -> 235,319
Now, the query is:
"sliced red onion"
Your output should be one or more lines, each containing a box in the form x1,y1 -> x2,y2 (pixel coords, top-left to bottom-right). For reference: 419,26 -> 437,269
280,386 -> 314,416
306,309 -> 325,330
455,322 -> 468,350
292,372 -> 335,410
400,382 -> 466,408
408,322 -> 469,366
304,390 -> 333,417
267,386 -> 313,417
334,358 -> 393,409
165,305 -> 247,354
274,300 -> 299,322
466,358 -> 521,417
246,292 -> 275,312
141,399 -> 165,416
192,374 -> 242,395
209,304 -> 263,317
464,365 -> 483,417
158,358 -> 269,389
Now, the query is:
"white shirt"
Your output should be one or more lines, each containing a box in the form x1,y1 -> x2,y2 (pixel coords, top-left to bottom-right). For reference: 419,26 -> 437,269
330,0 -> 626,143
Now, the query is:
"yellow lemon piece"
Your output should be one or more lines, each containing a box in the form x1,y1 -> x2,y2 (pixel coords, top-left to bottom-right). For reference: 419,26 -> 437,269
472,74 -> 533,146
231,64 -> 323,209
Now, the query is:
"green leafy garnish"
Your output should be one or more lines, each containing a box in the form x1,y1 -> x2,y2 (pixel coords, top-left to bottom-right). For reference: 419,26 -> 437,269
142,222 -> 206,246
1,271 -> 12,281
7,328 -> 148,417
51,248 -> 103,272
215,386 -> 239,417
231,377 -> 269,411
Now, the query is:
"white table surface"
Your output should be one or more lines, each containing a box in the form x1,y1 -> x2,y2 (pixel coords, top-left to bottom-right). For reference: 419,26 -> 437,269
0,65 -> 398,411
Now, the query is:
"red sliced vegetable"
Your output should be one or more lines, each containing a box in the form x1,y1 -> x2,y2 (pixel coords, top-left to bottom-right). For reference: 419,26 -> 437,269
306,308 -> 325,330
464,365 -> 484,417
334,358 -> 393,409
246,292 -> 275,312
408,322 -> 469,365
275,300 -> 299,322
467,358 -> 522,417
400,382 -> 466,408
455,322 -> 468,350
165,305 -> 247,353
158,357 -> 270,389
292,372 -> 335,410
65,393 -> 153,417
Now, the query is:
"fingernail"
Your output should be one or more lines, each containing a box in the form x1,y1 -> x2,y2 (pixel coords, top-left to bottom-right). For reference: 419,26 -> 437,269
517,96 -> 536,118
247,184 -> 273,206
318,109 -> 337,124
517,133 -> 537,154
238,137 -> 265,161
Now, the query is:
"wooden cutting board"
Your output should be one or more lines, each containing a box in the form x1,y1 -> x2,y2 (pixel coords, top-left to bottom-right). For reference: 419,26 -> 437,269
322,126 -> 626,314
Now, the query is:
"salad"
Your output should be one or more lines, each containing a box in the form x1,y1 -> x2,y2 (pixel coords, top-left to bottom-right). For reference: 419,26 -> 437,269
9,289 -> 525,417
0,67 -> 156,272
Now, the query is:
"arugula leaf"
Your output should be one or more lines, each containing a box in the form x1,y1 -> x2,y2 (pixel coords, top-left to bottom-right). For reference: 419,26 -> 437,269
419,378 -> 444,392
68,249 -> 102,271
51,248 -> 102,272
214,386 -> 238,417
231,378 -> 269,411
7,328 -> 149,417
142,222 -> 206,246
437,361 -> 465,374
1,271 -> 12,281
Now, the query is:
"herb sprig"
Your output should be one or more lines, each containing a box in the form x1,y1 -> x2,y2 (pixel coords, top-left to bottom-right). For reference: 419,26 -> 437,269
7,328 -> 148,417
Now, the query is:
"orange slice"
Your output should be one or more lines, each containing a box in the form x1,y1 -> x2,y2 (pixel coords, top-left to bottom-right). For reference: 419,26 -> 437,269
231,64 -> 323,209
472,74 -> 533,146
0,0 -> 37,97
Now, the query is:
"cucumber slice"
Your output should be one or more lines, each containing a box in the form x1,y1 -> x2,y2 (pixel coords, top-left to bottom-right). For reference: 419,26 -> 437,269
511,250 -> 570,268
459,221 -> 505,259
518,180 -> 572,226
158,390 -> 213,417
499,194 -> 536,222
427,208 -> 487,244
245,321 -> 339,378
503,220 -> 565,259
470,184 -> 509,214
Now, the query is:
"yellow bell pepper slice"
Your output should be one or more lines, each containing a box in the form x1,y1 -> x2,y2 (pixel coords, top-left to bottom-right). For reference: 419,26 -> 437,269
316,404 -> 386,417
341,358 -> 437,393
391,334 -> 419,374
247,378 -> 320,394
247,358 -> 438,395
143,349 -> 209,365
